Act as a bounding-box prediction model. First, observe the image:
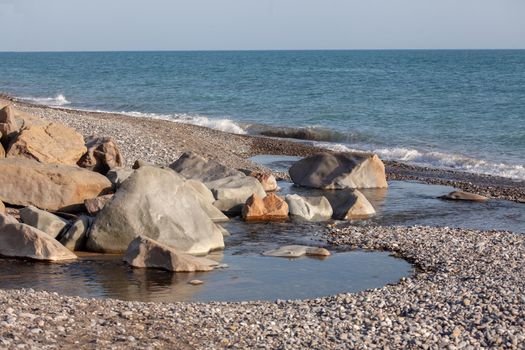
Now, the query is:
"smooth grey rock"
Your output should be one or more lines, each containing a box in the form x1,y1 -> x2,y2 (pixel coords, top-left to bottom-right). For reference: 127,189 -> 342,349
186,179 -> 215,204
106,167 -> 134,189
186,179 -> 228,222
326,189 -> 376,220
169,151 -> 244,183
207,176 -> 266,213
19,206 -> 69,238
285,194 -> 333,221
86,166 -> 225,254
60,216 -> 92,251
263,245 -> 331,258
289,152 -> 388,189
439,190 -> 488,202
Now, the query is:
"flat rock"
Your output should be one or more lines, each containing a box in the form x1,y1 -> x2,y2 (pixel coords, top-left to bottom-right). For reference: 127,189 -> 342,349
169,151 -> 244,183
7,122 -> 87,165
285,194 -> 333,221
207,176 -> 267,213
77,136 -> 125,174
242,193 -> 289,221
0,158 -> 112,212
123,236 -> 219,272
0,213 -> 77,261
439,190 -> 489,202
19,206 -> 69,238
84,194 -> 114,216
87,165 -> 225,254
59,216 -> 92,251
263,245 -> 331,258
289,152 -> 388,189
0,143 -> 4,158
326,189 -> 376,220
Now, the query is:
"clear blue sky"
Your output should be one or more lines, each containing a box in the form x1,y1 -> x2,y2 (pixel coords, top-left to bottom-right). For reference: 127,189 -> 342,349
1,0 -> 524,51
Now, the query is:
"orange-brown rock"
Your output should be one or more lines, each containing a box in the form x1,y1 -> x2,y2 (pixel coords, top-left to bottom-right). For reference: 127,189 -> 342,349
249,172 -> 278,192
7,122 -> 87,165
77,136 -> 125,174
242,193 -> 289,221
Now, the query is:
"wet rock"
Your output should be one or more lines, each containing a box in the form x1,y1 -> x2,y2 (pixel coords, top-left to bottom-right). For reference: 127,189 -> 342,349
123,236 -> 219,272
263,245 -> 331,258
84,194 -> 114,216
0,158 -> 112,212
207,176 -> 266,213
106,167 -> 134,189
439,190 -> 489,202
77,136 -> 125,174
0,213 -> 77,261
327,189 -> 376,220
289,152 -> 388,189
285,194 -> 333,221
242,193 -> 289,221
6,122 -> 87,165
59,216 -> 92,251
87,166 -> 224,254
169,151 -> 244,183
19,205 -> 69,238
189,279 -> 204,285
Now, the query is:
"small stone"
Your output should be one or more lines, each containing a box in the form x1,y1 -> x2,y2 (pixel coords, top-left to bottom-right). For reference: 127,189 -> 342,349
189,279 -> 204,285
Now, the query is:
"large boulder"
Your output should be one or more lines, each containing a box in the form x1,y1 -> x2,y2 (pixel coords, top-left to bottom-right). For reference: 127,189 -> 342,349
242,193 -> 289,221
285,194 -> 333,221
263,245 -> 331,258
59,216 -> 92,251
169,151 -> 244,183
327,189 -> 376,220
19,205 -> 69,238
77,136 -> 125,174
86,166 -> 225,254
123,236 -> 219,272
0,158 -> 112,211
289,152 -> 388,189
0,105 -> 19,147
439,191 -> 488,202
0,214 -> 77,261
7,122 -> 87,165
207,176 -> 266,213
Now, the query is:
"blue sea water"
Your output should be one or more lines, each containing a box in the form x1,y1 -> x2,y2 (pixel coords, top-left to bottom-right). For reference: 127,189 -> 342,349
0,50 -> 524,179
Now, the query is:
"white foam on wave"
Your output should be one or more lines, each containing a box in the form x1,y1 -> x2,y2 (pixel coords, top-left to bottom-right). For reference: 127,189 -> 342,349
317,142 -> 525,180
20,94 -> 71,106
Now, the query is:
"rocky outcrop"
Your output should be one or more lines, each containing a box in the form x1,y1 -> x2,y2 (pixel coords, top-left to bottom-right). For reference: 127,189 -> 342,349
328,189 -> 376,220
0,158 -> 112,212
59,216 -> 92,251
77,136 -> 124,174
285,194 -> 333,221
84,194 -> 114,216
248,172 -> 278,192
7,123 -> 87,165
87,166 -> 224,254
439,191 -> 488,202
123,236 -> 219,272
169,151 -> 244,183
289,152 -> 388,189
207,176 -> 266,213
0,214 -> 77,261
263,245 -> 331,258
19,206 -> 69,238
242,193 -> 289,221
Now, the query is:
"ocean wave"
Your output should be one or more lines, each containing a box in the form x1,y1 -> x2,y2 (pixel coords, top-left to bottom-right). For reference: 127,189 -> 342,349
19,94 -> 71,106
317,142 -> 525,180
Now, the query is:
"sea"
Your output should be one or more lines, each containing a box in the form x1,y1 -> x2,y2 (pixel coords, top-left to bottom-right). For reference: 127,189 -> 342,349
0,50 -> 524,180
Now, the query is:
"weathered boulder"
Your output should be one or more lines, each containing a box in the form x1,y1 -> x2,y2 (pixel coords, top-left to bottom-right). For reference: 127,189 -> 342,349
208,176 -> 267,213
263,245 -> 331,258
84,194 -> 114,216
0,158 -> 112,211
289,152 -> 388,189
0,214 -> 77,261
242,193 -> 289,221
19,205 -> 69,238
59,216 -> 92,251
106,167 -> 134,189
0,200 -> 5,215
439,191 -> 488,202
249,172 -> 279,192
87,166 -> 225,254
0,105 -> 19,147
7,123 -> 87,165
185,179 -> 228,222
123,236 -> 219,272
169,151 -> 244,183
327,189 -> 376,220
186,179 -> 216,204
285,194 -> 333,221
77,136 -> 125,174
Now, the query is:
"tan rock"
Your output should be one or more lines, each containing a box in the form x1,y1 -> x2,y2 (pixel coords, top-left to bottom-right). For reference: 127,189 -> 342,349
7,122 -> 87,165
84,194 -> 114,216
0,143 -> 5,158
0,105 -> 19,145
0,213 -> 77,261
0,200 -> 5,215
249,172 -> 278,192
77,136 -> 125,174
439,191 -> 488,202
123,236 -> 219,272
0,158 -> 112,212
242,193 -> 289,221
19,205 -> 69,238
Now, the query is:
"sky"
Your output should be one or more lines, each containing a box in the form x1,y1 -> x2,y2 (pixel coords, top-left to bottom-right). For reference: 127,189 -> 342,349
1,0 -> 524,51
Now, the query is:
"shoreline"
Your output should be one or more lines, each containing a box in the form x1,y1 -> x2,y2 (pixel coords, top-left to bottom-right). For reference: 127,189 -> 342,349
1,93 -> 524,202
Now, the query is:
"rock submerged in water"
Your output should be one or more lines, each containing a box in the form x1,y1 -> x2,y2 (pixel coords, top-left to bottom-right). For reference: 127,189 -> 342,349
77,136 -> 125,174
327,189 -> 376,220
19,205 -> 69,239
123,236 -> 219,272
87,165 -> 225,254
242,193 -> 289,221
439,190 -> 488,202
0,158 -> 112,212
263,245 -> 331,258
289,152 -> 388,189
285,194 -> 333,221
0,213 -> 77,261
